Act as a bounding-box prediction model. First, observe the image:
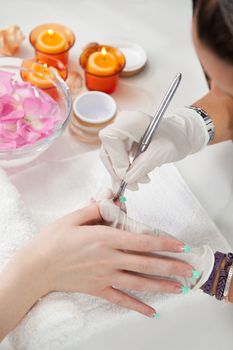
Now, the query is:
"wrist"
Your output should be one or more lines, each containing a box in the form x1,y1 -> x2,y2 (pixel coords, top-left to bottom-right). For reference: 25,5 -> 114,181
201,252 -> 233,302
188,106 -> 215,144
171,107 -> 210,153
8,242 -> 51,298
0,245 -> 50,339
228,278 -> 233,302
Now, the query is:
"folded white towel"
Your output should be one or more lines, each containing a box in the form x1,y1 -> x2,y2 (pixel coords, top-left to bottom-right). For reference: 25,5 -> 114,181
0,150 -> 229,350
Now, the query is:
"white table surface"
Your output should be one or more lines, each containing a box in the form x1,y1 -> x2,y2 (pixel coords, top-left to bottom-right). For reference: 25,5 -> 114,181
0,0 -> 233,349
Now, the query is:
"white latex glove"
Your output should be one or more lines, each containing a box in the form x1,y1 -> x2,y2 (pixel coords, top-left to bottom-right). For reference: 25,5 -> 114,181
99,109 -> 210,191
98,199 -> 214,291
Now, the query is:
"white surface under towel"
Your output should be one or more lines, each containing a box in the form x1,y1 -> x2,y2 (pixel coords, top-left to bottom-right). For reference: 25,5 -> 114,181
0,150 -> 228,350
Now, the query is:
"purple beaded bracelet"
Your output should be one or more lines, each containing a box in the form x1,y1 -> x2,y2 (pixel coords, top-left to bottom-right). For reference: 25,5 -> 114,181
215,253 -> 233,300
201,251 -> 226,296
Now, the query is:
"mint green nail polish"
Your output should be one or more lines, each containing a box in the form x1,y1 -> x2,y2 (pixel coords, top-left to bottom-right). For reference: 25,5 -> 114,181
152,313 -> 160,318
183,245 -> 191,253
119,196 -> 127,203
181,286 -> 190,295
192,270 -> 201,279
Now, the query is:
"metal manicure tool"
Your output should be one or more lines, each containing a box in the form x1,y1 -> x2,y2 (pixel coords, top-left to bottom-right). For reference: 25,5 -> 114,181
114,73 -> 182,201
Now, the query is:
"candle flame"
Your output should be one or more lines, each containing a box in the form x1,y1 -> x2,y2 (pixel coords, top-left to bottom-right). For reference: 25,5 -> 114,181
101,47 -> 107,56
47,29 -> 54,37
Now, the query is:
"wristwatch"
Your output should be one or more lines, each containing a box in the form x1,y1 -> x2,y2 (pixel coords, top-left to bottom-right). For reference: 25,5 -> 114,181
188,105 -> 215,143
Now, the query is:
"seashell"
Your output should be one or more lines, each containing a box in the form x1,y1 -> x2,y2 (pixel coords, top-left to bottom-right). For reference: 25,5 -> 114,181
0,25 -> 25,56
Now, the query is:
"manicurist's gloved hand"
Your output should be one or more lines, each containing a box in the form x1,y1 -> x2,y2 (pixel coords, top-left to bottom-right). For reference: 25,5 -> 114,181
99,109 -> 210,191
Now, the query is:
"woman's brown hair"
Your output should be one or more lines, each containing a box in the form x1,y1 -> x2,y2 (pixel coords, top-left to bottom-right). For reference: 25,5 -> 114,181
193,0 -> 233,65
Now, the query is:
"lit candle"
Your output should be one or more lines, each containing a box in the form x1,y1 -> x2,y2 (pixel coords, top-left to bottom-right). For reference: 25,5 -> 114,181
30,24 -> 75,66
27,62 -> 58,89
86,47 -> 117,76
80,44 -> 126,94
36,29 -> 66,54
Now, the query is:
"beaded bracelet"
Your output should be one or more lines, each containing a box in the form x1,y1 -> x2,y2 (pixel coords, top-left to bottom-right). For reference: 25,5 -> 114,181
215,253 -> 233,301
201,251 -> 226,296
201,252 -> 233,301
215,269 -> 229,300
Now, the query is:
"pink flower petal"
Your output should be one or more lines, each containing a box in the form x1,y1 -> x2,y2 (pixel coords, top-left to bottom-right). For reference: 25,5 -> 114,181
19,123 -> 41,143
0,109 -> 24,121
0,140 -> 17,150
0,71 -> 14,96
23,97 -> 42,117
0,94 -> 15,115
0,124 -> 18,140
0,77 -> 62,149
13,82 -> 36,100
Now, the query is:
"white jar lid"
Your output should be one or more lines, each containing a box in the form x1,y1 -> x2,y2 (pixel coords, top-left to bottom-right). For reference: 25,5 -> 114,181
107,40 -> 147,76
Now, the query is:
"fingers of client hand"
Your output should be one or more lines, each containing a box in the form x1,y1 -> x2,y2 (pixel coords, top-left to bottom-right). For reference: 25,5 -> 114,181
117,251 -> 193,278
113,271 -> 182,293
100,287 -> 156,318
110,229 -> 184,253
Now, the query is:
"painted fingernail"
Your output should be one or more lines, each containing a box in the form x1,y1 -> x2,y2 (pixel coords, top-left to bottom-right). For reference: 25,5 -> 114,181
192,270 -> 201,279
181,286 -> 190,295
174,284 -> 183,293
145,309 -> 156,318
152,312 -> 160,319
119,196 -> 127,203
183,244 -> 191,253
177,244 -> 191,253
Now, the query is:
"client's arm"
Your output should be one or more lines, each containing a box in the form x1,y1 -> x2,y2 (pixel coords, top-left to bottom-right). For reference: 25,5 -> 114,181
0,204 -> 191,341
0,250 -> 48,341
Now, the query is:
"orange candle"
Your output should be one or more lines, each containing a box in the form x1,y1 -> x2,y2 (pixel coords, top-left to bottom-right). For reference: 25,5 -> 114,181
30,24 -> 75,67
21,59 -> 65,99
86,47 -> 117,76
80,44 -> 125,94
36,29 -> 66,54
27,62 -> 58,89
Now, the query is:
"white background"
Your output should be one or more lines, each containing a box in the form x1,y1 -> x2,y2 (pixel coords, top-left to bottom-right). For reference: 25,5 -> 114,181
0,0 -> 233,349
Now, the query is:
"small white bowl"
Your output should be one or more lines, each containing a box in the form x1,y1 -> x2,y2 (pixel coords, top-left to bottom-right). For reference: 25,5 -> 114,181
71,91 -> 117,144
73,91 -> 117,125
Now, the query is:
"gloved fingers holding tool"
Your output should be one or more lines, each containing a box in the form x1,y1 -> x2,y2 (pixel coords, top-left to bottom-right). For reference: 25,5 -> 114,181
100,74 -> 213,195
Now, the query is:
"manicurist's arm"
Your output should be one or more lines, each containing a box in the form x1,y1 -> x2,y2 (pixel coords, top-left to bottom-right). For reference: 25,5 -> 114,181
193,90 -> 233,144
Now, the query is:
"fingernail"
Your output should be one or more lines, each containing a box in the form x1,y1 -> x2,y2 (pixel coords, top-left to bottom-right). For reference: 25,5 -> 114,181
181,286 -> 190,295
145,309 -> 156,318
177,244 -> 191,253
192,270 -> 201,279
182,244 -> 191,253
174,284 -> 184,293
174,285 -> 190,294
119,196 -> 127,203
152,312 -> 160,319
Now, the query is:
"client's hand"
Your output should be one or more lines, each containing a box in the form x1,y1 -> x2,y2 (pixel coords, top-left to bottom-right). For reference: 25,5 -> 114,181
15,204 -> 193,319
99,199 -> 214,292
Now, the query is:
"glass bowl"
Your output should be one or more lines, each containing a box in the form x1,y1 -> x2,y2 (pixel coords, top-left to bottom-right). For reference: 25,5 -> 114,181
0,60 -> 71,168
